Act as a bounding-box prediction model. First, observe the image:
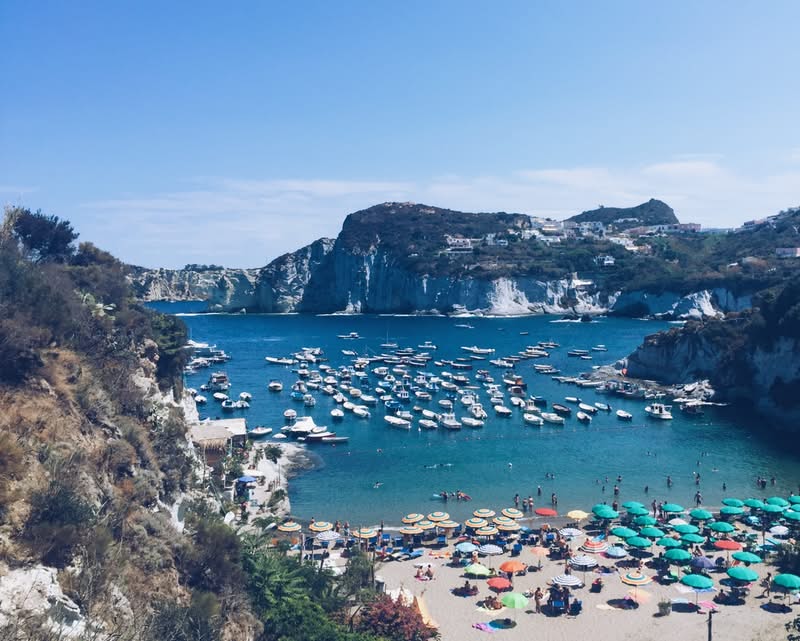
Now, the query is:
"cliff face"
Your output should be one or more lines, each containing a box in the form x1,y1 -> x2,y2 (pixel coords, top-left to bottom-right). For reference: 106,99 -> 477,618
128,266 -> 260,306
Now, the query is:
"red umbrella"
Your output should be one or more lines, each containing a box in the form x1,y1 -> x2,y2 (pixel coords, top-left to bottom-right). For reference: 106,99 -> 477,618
487,577 -> 512,591
714,540 -> 741,551
535,508 -> 558,517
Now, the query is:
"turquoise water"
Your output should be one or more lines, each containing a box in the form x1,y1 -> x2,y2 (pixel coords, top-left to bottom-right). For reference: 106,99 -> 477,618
152,303 -> 799,526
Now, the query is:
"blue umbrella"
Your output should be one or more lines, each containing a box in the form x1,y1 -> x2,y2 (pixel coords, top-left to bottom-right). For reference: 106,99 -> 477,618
605,546 -> 628,558
690,556 -> 715,570
456,541 -> 478,554
237,475 -> 258,483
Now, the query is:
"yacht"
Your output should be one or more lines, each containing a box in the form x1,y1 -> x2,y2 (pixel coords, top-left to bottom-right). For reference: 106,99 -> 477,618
645,403 -> 673,420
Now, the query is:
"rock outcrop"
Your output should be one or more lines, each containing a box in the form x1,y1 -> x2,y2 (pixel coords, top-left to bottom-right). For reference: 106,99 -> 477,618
128,265 -> 260,306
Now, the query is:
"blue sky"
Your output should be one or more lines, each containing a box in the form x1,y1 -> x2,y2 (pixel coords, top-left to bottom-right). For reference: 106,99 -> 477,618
2,1 -> 799,267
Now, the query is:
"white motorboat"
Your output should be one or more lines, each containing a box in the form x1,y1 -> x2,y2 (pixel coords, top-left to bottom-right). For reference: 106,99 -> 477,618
523,413 -> 544,426
462,417 -> 484,428
591,344 -> 608,351
331,408 -> 344,421
249,426 -> 272,438
439,413 -> 462,430
239,392 -> 252,402
303,394 -> 316,407
419,419 -> 438,430
265,356 -> 294,365
578,403 -> 598,414
645,403 -> 673,420
541,412 -> 565,425
594,402 -> 610,412
470,403 -> 488,419
494,405 -> 512,417
353,406 -> 370,418
337,332 -> 361,339
194,395 -> 207,405
418,340 -> 438,350
461,345 -> 495,355
272,433 -> 287,439
576,411 -> 592,423
213,392 -> 228,402
564,396 -> 580,404
384,415 -> 411,430
616,409 -> 633,421
438,399 -> 453,409
283,408 -> 297,421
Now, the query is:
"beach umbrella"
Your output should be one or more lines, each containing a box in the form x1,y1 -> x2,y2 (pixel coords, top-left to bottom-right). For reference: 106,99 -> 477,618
681,574 -> 714,590
743,498 -> 765,509
464,517 -> 488,529
681,533 -> 706,544
626,589 -> 652,604
592,504 -> 619,519
709,521 -> 735,534
236,475 -> 258,484
611,526 -> 638,538
315,530 -> 341,542
731,551 -> 762,564
559,527 -> 584,538
277,521 -> 302,532
567,509 -> 590,520
501,591 -> 528,610
581,539 -> 609,553
722,498 -> 744,507
673,523 -> 700,535
502,507 -> 524,519
639,526 -> 665,538
465,563 -> 491,577
689,509 -> 713,521
627,506 -> 650,517
487,577 -> 512,591
622,501 -> 645,509
668,517 -> 688,526
479,544 -> 503,556
529,546 -> 549,558
402,513 -> 424,524
535,507 -> 558,517
605,546 -> 628,558
500,560 -> 527,574
662,503 -> 684,514
773,574 -> 800,591
438,520 -> 460,529
427,511 -> 450,522
626,536 -> 651,549
770,525 -> 790,536
352,527 -> 377,540
570,554 -> 598,568
633,515 -> 657,526
714,539 -> 741,551
475,525 -> 499,537
416,520 -> 436,530
456,541 -> 478,554
473,508 -> 496,519
664,548 -> 692,563
493,515 -> 515,526
789,495 -> 800,504
720,506 -> 744,516
309,521 -> 334,532
399,526 -> 423,535
498,522 -> 521,532
727,567 -> 758,582
552,574 -> 582,587
761,504 -> 785,514
783,510 -> 800,522
621,571 -> 652,586
657,537 -> 683,549
690,556 -> 716,571
766,497 -> 790,507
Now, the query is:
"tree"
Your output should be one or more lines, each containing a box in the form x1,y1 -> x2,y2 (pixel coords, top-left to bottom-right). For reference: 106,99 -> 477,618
4,206 -> 78,263
356,594 -> 438,641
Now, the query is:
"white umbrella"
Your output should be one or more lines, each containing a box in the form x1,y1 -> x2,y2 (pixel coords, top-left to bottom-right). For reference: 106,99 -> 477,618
479,544 -> 504,556
569,555 -> 598,568
769,525 -> 789,536
559,527 -> 584,539
552,574 -> 582,587
668,517 -> 688,526
315,530 -> 341,543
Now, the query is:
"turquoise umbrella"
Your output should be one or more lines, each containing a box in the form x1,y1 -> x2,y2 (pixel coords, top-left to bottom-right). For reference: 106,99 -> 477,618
681,574 -> 714,589
657,537 -> 682,548
593,504 -> 619,519
673,523 -> 700,535
681,533 -> 706,544
626,536 -> 651,549
634,515 -> 657,526
789,495 -> 800,504
665,548 -> 692,563
627,506 -> 650,517
639,526 -> 665,538
762,504 -> 785,514
611,526 -> 638,538
727,567 -> 758,582
720,506 -> 744,516
709,521 -> 735,533
766,497 -> 790,507
662,503 -> 684,514
722,498 -> 744,507
689,508 -> 713,521
622,501 -> 645,509
773,574 -> 800,590
783,510 -> 800,522
743,498 -> 765,509
731,551 -> 761,564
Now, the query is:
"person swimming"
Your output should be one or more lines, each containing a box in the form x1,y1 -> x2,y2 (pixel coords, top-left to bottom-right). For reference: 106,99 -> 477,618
373,481 -> 383,488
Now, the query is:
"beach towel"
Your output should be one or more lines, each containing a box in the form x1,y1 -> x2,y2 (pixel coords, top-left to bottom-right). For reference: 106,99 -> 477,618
472,623 -> 497,632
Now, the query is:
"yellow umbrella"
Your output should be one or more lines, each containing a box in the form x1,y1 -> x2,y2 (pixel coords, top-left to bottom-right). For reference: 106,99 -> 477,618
567,510 -> 590,521
475,525 -> 499,536
493,515 -> 515,526
427,511 -> 450,522
438,520 -> 460,529
473,508 -> 496,519
416,520 -> 436,530
352,527 -> 378,539
277,521 -> 302,532
402,513 -> 424,524
308,521 -> 333,532
498,522 -> 521,532
502,507 -> 524,519
399,525 -> 423,535
465,517 -> 488,529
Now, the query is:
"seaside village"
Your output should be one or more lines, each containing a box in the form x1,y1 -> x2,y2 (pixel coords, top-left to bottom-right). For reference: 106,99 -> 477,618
184,336 -> 800,641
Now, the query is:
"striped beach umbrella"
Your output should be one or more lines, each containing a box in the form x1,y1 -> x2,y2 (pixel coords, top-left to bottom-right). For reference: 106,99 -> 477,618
493,515 -> 515,526
502,507 -> 524,519
416,520 -> 436,531
621,571 -> 652,586
315,530 -> 340,542
581,539 -> 609,553
552,574 -> 582,587
559,527 -> 584,538
427,511 -> 450,522
498,521 -> 521,532
277,521 -> 302,532
475,525 -> 499,537
455,541 -> 478,554
402,513 -> 424,524
479,544 -> 504,556
399,525 -> 423,535
438,519 -> 460,529
473,508 -> 496,519
570,554 -> 598,568
465,517 -> 488,529
352,527 -> 377,539
309,521 -> 333,532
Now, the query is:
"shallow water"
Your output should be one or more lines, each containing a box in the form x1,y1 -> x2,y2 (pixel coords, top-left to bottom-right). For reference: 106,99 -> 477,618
152,302 -> 799,526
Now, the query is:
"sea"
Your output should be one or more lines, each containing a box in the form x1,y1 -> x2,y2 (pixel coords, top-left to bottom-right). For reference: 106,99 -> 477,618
151,302 -> 799,527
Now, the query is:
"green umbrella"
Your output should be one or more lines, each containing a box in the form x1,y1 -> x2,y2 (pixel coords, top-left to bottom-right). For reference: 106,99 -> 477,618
626,536 -> 651,549
662,503 -> 684,513
722,498 -> 744,507
773,574 -> 800,591
783,510 -> 800,522
731,551 -> 761,564
762,504 -> 785,514
727,567 -> 758,582
709,521 -> 735,533
611,526 -> 638,538
592,504 -> 619,519
743,498 -> 765,509
766,497 -> 790,507
681,574 -> 714,589
665,548 -> 692,562
673,523 -> 700,535
720,506 -> 744,516
465,564 -> 491,577
622,501 -> 645,509
689,508 -> 713,521
789,495 -> 800,504
639,526 -> 665,538
501,592 -> 529,609
627,506 -> 650,517
681,533 -> 706,544
634,515 -> 657,526
657,537 -> 682,548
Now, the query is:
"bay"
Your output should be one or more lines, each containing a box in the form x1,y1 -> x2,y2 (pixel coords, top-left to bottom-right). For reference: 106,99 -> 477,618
152,302 -> 798,526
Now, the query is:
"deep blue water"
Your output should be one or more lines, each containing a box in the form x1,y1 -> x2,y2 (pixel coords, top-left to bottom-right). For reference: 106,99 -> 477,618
151,302 -> 798,526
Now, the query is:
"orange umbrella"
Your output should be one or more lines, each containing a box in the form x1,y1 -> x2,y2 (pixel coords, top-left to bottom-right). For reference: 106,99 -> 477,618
535,507 -> 558,517
500,560 -> 527,574
530,546 -> 549,557
487,577 -> 512,591
714,540 -> 741,551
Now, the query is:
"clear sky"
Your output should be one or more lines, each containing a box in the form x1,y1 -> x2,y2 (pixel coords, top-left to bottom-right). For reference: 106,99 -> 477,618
2,1 -> 799,268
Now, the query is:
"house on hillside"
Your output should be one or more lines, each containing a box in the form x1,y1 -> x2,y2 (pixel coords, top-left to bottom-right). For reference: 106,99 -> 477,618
776,247 -> 800,258
595,255 -> 616,267
189,418 -> 248,464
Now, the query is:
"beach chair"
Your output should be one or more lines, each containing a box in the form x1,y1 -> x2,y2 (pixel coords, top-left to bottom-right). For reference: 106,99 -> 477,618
511,543 -> 522,556
551,600 -> 565,615
408,549 -> 424,561
436,535 -> 447,547
394,536 -> 404,547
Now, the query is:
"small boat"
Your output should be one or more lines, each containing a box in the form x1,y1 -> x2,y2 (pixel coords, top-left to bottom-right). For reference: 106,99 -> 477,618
440,413 -> 462,430
283,408 -> 297,421
523,413 -> 543,426
461,345 -> 495,355
421,408 -> 438,420
384,415 -> 411,430
552,403 -> 571,416
594,402 -> 611,412
567,349 -> 589,357
265,356 -> 295,365
462,417 -> 484,428
331,408 -> 344,421
591,345 -> 608,352
194,395 -> 207,405
494,405 -> 513,417
303,394 -> 316,407
213,392 -> 228,402
578,403 -> 598,414
418,340 -> 438,350
268,379 -> 283,392
221,399 -> 236,411
470,403 -> 488,419
272,433 -> 287,439
645,403 -> 673,420
353,406 -> 370,418
564,396 -> 580,404
337,332 -> 361,339
419,419 -> 438,430
576,411 -> 592,423
249,426 -> 272,438
541,412 -> 565,425
438,399 -> 453,410
239,392 -> 252,402
321,436 -> 349,444
616,410 -> 633,421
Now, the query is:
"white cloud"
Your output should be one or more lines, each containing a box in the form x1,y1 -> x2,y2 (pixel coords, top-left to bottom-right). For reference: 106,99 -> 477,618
78,157 -> 800,268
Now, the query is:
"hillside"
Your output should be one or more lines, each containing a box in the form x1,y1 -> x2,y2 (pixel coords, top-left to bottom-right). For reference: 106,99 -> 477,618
567,198 -> 679,230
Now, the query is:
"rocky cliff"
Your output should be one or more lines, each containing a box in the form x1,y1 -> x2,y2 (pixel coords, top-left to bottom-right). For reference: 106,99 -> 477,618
128,265 -> 260,306
567,198 -> 679,230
